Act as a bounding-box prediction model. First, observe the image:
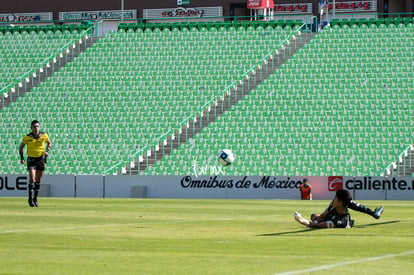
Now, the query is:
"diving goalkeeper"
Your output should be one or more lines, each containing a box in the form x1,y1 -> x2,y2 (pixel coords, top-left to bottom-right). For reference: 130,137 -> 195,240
294,189 -> 384,229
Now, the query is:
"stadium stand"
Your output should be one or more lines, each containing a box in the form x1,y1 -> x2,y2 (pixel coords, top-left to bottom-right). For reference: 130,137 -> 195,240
0,25 -> 86,93
0,23 -> 94,109
0,18 -> 412,176
147,18 -> 414,176
0,20 -> 305,175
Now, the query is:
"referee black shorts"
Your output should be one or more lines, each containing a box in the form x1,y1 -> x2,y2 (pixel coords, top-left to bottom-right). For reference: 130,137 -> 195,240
27,156 -> 45,171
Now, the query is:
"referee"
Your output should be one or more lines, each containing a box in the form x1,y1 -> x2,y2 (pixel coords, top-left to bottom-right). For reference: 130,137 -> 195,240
19,120 -> 51,207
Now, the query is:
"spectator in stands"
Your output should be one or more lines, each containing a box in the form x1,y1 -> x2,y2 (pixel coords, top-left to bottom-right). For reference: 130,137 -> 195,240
300,178 -> 312,200
19,120 -> 51,207
294,189 -> 384,229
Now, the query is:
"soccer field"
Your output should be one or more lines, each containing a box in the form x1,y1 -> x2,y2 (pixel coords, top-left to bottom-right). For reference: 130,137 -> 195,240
1,198 -> 413,275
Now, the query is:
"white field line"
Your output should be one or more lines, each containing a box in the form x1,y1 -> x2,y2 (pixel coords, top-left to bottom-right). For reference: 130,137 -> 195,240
0,217 -> 237,234
0,223 -> 138,234
275,250 -> 414,275
0,214 -> 284,235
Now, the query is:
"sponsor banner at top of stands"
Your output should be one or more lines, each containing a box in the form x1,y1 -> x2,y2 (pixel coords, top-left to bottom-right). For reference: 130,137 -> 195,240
247,0 -> 275,9
248,1 -> 313,14
143,6 -> 223,19
272,3 -> 313,14
0,12 -> 52,22
318,1 -> 377,13
59,10 -> 137,21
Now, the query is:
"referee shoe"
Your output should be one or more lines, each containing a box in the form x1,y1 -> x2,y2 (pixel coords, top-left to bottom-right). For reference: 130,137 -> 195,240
28,198 -> 35,207
33,198 -> 39,207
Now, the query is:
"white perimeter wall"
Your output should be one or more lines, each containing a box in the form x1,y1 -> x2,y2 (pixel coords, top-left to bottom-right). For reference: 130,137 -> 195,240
0,174 -> 413,200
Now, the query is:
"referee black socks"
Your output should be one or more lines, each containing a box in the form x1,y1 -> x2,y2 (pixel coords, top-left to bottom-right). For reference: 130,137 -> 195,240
28,183 -> 35,207
33,183 -> 40,207
27,183 -> 40,207
28,183 -> 34,199
33,183 -> 40,198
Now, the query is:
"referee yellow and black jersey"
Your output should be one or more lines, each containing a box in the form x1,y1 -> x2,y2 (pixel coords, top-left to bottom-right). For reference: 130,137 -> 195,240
22,132 -> 50,158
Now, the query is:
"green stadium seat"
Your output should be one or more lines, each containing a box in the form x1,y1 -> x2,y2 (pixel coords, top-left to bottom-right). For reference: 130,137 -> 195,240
4,20 -> 410,176
148,22 -> 414,176
1,21 -> 301,175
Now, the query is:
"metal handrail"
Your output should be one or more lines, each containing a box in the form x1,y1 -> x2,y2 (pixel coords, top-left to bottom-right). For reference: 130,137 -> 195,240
102,161 -> 124,175
382,145 -> 413,176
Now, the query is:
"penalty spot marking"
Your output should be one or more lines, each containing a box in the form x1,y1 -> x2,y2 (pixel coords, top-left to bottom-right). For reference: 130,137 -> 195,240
275,250 -> 414,275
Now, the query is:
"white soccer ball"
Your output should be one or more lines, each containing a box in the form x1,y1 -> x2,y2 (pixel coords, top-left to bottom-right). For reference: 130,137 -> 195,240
218,149 -> 235,166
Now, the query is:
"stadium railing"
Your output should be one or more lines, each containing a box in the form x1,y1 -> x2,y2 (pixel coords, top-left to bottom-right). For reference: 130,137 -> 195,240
0,20 -> 104,37
108,22 -> 308,175
330,12 -> 414,20
329,13 -> 414,28
383,145 -> 413,177
118,14 -> 311,26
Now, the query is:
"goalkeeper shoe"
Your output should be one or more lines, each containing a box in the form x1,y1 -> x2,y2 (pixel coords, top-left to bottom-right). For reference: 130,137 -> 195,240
294,211 -> 302,221
373,206 -> 384,219
294,211 -> 310,226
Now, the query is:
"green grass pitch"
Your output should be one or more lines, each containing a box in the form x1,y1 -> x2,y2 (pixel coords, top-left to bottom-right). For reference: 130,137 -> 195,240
1,198 -> 413,274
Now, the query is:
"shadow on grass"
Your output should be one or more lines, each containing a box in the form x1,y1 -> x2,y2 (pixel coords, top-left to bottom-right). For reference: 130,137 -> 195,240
257,221 -> 400,237
353,220 -> 400,228
257,228 -> 313,237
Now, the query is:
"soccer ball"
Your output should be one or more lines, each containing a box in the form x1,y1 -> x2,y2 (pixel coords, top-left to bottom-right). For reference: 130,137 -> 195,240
218,149 -> 235,166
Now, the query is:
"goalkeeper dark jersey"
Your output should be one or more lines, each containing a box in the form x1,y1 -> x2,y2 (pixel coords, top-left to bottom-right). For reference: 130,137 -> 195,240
325,204 -> 352,228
